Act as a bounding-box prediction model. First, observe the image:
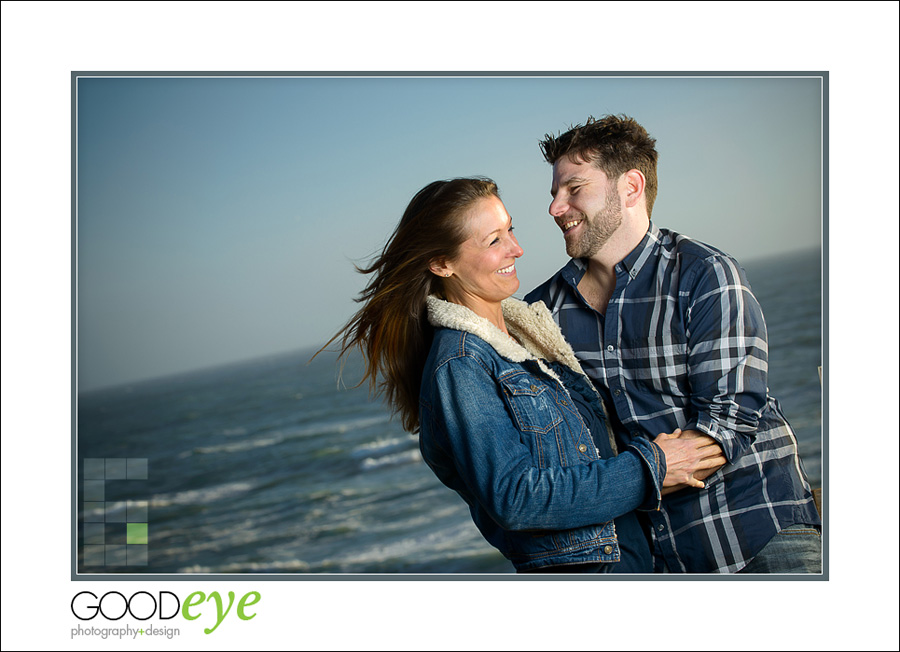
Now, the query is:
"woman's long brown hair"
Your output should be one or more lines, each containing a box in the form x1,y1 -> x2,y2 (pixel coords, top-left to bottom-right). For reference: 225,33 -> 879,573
319,178 -> 500,433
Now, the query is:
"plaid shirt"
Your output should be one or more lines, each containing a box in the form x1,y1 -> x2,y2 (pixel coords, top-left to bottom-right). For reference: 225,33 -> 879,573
525,223 -> 820,573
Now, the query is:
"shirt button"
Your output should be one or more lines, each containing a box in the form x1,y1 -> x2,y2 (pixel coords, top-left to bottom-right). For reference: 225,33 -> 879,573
657,524 -> 665,532
606,345 -> 614,352
614,389 -> 621,396
603,545 -> 613,554
578,444 -> 587,453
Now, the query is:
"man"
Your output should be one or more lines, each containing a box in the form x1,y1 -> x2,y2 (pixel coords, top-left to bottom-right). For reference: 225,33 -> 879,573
525,114 -> 821,573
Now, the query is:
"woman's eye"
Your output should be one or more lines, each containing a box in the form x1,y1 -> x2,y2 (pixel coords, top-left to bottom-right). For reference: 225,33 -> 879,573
490,225 -> 513,245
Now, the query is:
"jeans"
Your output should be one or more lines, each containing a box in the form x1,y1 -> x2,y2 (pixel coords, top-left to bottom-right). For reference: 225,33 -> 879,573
737,524 -> 822,574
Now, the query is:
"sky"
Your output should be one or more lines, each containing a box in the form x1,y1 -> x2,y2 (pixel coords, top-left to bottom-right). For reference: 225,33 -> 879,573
76,74 -> 824,391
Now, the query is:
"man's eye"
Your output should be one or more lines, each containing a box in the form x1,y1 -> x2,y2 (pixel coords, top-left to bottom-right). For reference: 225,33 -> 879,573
570,186 -> 580,195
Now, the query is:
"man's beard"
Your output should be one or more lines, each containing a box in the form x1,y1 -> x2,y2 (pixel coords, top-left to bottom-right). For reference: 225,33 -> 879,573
566,188 -> 623,259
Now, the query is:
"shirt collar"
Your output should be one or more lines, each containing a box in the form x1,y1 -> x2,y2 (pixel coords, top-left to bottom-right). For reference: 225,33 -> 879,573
561,257 -> 587,289
559,221 -> 660,288
617,221 -> 660,279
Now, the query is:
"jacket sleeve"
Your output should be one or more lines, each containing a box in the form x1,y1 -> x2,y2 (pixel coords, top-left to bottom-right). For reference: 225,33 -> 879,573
681,254 -> 770,463
419,353 -> 664,532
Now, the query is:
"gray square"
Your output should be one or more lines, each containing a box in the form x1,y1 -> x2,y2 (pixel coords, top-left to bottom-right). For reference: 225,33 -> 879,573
105,458 -> 127,480
127,458 -> 148,480
83,545 -> 105,566
127,501 -> 148,522
105,502 -> 126,523
84,502 -> 105,522
105,545 -> 127,566
83,480 -> 104,502
127,545 -> 148,566
84,458 -> 105,480
106,524 -> 127,545
83,523 -> 105,545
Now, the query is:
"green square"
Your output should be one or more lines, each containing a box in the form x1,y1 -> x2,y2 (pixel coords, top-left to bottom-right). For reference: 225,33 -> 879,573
126,523 -> 148,544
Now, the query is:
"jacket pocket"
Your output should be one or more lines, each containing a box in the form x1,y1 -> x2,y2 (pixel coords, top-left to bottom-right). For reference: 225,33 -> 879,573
499,371 -> 563,435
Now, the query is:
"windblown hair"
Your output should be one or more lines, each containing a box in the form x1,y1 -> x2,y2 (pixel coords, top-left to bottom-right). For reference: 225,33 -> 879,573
321,177 -> 500,433
539,114 -> 659,216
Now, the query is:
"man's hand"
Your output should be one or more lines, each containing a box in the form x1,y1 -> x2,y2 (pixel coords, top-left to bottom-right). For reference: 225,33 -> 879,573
653,428 -> 727,496
676,429 -> 726,481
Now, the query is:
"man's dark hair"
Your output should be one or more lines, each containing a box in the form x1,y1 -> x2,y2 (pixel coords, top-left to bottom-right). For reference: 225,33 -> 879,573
540,114 -> 659,216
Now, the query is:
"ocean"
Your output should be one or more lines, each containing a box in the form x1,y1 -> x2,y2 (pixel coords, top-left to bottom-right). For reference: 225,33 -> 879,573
76,248 -> 823,575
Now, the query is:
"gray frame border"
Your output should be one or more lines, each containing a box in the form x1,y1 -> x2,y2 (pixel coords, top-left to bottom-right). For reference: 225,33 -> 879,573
71,70 -> 828,581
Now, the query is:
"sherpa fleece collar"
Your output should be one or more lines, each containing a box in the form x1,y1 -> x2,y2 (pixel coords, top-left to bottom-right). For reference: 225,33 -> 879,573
425,295 -> 588,380
426,295 -> 616,454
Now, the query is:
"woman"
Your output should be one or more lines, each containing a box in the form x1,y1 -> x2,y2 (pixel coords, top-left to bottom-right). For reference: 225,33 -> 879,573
327,177 -> 723,573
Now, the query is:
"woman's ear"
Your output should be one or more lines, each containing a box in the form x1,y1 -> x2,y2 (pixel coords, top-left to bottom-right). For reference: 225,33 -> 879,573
429,258 -> 453,278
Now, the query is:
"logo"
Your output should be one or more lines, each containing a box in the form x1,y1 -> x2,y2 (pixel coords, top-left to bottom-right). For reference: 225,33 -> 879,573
71,590 -> 261,636
81,458 -> 148,566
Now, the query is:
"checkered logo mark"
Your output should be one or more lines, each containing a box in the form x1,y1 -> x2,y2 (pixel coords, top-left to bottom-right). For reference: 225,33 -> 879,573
82,458 -> 149,566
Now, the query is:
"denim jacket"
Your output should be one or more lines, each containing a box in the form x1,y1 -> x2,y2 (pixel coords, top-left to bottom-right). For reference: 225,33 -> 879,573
418,296 -> 666,572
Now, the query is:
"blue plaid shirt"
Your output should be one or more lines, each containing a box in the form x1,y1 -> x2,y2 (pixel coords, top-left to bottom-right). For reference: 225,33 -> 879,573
525,223 -> 820,573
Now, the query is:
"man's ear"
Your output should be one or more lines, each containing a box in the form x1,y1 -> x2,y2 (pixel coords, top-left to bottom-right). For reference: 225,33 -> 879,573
429,258 -> 453,278
622,169 -> 645,209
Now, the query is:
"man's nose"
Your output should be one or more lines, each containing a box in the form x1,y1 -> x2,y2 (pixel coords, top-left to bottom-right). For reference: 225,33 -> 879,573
549,195 -> 567,217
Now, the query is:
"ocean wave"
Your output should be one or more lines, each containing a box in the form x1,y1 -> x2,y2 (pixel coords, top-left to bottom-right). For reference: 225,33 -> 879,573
282,413 -> 393,440
350,434 -> 417,459
177,560 -> 312,573
360,449 -> 421,471
313,522 -> 499,571
183,434 -> 285,456
148,481 -> 255,507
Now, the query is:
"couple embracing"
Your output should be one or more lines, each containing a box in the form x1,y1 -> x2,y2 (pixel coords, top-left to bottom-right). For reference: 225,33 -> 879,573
327,114 -> 821,574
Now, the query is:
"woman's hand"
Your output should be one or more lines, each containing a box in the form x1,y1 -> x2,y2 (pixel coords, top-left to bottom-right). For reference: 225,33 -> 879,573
653,429 -> 728,495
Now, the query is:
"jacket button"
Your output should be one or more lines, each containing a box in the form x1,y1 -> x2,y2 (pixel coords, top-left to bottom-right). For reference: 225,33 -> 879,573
603,545 -> 613,554
530,385 -> 538,391
578,444 -> 587,453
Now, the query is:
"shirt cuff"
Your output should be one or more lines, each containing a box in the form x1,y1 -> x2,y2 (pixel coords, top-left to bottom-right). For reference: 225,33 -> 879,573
686,414 -> 753,463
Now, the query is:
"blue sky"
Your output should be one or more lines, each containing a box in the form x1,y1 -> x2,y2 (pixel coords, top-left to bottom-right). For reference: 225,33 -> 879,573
77,74 -> 824,391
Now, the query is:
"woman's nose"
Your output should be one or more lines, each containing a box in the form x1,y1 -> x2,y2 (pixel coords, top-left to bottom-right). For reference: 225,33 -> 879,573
510,234 -> 524,258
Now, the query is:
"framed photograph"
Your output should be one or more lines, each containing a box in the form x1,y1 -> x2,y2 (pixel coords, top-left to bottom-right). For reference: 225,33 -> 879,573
73,72 -> 826,579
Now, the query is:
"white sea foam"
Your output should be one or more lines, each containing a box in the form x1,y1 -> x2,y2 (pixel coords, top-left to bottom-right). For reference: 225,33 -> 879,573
282,414 -> 392,440
187,434 -> 285,456
360,449 -> 421,470
350,434 -> 417,459
148,481 -> 254,507
178,559 -> 312,573
316,521 -> 500,571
